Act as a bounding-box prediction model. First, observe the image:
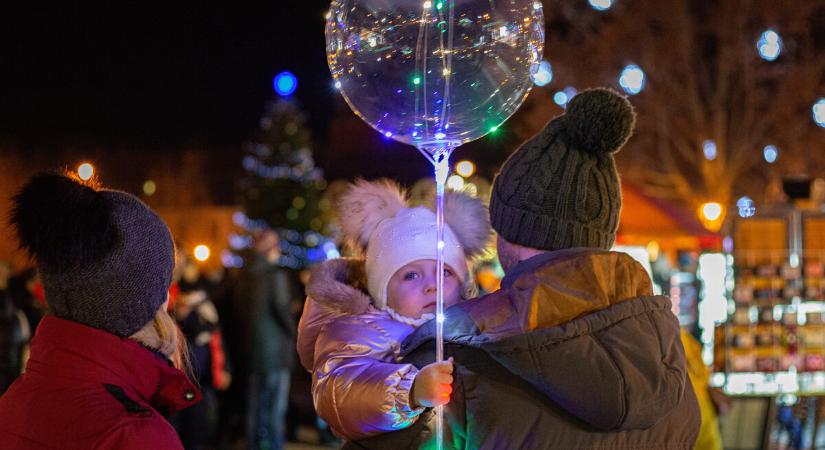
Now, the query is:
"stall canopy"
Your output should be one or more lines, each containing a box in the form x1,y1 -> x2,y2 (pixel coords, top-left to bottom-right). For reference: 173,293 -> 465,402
617,182 -> 722,258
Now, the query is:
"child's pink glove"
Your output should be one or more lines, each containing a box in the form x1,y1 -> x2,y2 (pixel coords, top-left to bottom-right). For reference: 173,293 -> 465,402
411,357 -> 454,408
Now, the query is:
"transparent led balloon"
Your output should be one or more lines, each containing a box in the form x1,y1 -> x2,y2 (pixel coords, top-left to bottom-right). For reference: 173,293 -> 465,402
326,0 -> 544,151
326,3 -> 542,447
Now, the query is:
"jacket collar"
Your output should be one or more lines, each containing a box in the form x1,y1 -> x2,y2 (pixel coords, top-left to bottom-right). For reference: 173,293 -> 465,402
500,247 -> 603,289
27,315 -> 200,415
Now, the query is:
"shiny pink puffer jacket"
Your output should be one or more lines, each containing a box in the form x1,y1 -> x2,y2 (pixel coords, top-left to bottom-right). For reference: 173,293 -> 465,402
297,258 -> 425,440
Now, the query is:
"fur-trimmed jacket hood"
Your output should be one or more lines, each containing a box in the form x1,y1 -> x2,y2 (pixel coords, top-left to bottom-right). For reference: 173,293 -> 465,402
297,257 -> 375,373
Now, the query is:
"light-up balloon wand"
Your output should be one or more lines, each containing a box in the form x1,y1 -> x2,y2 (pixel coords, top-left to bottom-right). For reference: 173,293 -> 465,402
325,1 -> 544,446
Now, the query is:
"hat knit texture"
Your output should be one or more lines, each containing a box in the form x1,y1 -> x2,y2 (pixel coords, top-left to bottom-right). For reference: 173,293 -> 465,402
10,172 -> 175,337
490,88 -> 636,251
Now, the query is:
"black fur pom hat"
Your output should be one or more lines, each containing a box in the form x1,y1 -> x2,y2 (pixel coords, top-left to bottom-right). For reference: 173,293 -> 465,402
10,172 -> 175,337
489,88 -> 636,251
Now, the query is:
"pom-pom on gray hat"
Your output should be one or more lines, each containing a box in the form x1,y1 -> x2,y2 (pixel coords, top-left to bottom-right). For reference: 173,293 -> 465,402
10,172 -> 175,337
489,88 -> 636,251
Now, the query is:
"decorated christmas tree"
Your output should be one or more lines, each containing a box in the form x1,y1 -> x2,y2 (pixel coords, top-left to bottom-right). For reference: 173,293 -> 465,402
235,72 -> 338,269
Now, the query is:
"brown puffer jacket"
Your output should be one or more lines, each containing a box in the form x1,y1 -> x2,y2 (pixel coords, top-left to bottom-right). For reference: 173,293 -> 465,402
348,248 -> 701,450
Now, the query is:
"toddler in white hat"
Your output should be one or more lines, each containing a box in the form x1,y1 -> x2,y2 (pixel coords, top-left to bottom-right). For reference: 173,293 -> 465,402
296,179 -> 490,440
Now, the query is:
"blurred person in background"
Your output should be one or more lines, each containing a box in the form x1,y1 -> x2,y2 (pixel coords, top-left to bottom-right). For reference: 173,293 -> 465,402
171,257 -> 231,450
0,261 -> 29,394
8,267 -> 45,334
233,228 -> 297,450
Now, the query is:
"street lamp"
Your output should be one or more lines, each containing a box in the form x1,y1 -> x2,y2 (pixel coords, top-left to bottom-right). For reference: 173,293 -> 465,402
194,245 -> 210,262
698,202 -> 725,232
455,160 -> 476,178
77,163 -> 94,181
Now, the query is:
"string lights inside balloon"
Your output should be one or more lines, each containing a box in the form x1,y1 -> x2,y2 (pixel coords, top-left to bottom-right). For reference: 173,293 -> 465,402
326,1 -> 544,447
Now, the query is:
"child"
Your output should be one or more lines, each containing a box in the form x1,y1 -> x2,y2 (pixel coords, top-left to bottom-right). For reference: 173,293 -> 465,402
297,179 -> 490,440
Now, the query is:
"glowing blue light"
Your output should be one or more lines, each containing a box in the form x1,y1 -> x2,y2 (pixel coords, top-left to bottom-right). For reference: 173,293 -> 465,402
274,71 -> 298,97
737,196 -> 756,218
763,145 -> 778,164
703,140 -> 717,161
334,80 -> 342,89
384,131 -> 393,138
532,60 -> 553,87
553,91 -> 568,106
588,0 -> 613,11
814,98 -> 825,128
435,132 -> 446,139
757,29 -> 782,61
619,64 -> 645,95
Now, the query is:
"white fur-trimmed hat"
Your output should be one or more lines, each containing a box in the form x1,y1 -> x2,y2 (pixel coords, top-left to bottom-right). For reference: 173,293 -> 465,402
338,179 -> 491,309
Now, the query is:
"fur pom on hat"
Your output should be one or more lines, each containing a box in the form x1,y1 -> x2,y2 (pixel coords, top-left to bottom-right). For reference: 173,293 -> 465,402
338,179 -> 490,309
338,179 -> 407,248
10,171 -> 175,337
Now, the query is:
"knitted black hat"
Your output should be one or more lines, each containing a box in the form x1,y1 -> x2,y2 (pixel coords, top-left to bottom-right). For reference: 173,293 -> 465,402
489,88 -> 635,251
10,172 -> 175,337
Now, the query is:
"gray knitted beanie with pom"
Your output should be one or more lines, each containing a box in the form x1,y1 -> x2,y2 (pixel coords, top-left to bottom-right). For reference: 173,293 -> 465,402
10,172 -> 175,337
489,88 -> 636,251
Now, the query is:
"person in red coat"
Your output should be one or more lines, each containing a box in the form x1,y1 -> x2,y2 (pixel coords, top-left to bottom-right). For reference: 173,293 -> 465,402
0,172 -> 201,449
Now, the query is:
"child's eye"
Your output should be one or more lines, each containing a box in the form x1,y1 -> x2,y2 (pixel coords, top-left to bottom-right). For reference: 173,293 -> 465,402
404,272 -> 420,281
444,268 -> 455,277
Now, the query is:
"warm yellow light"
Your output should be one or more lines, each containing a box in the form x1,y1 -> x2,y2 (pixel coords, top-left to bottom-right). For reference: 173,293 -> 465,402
77,163 -> 94,181
447,175 -> 465,191
143,180 -> 156,196
455,160 -> 476,178
698,202 -> 726,232
646,241 -> 660,261
194,245 -> 210,262
423,1 -> 432,8
701,202 -> 723,221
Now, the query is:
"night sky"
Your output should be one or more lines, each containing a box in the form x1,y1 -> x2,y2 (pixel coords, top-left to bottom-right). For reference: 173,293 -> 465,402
1,2 -> 334,152
0,2 -> 523,197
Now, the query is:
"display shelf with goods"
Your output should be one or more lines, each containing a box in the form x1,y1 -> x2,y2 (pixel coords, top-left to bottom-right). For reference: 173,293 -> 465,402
714,208 -> 825,397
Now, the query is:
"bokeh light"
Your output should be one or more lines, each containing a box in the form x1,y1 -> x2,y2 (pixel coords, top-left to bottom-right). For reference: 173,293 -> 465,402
455,160 -> 475,178
274,71 -> 298,97
702,202 -> 723,221
532,60 -> 553,87
703,140 -> 717,161
143,180 -> 157,196
619,64 -> 645,95
813,98 -> 825,127
757,29 -> 782,61
194,245 -> 211,262
737,196 -> 756,218
588,0 -> 614,11
763,145 -> 778,164
77,163 -> 94,181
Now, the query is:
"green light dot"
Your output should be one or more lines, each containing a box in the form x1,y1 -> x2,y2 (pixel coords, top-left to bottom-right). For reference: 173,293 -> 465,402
413,77 -> 421,85
489,126 -> 499,133
436,2 -> 443,9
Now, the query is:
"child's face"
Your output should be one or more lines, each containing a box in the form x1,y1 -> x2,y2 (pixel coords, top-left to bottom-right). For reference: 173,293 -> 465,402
386,259 -> 461,319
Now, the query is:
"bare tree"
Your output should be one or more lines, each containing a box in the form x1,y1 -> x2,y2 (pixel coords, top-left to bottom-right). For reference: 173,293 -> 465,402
525,0 -> 825,213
